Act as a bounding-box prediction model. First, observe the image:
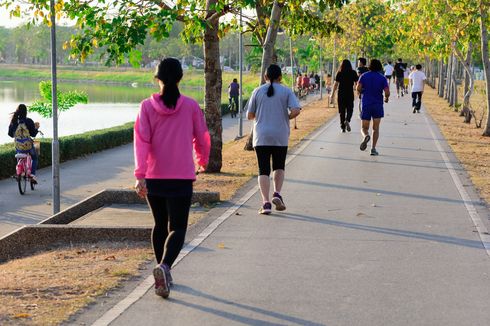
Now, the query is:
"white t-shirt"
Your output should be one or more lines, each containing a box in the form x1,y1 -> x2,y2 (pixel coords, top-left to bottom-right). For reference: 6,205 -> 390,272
409,70 -> 427,92
384,64 -> 394,76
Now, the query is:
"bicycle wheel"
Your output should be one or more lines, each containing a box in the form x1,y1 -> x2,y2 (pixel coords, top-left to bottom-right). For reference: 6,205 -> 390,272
18,173 -> 27,195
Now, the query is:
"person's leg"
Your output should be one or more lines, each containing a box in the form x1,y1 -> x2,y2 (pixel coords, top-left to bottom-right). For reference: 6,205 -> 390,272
346,100 -> 354,131
372,118 -> 381,149
255,146 -> 272,204
360,119 -> 371,151
28,147 -> 38,176
417,92 -> 423,111
338,99 -> 346,131
146,195 -> 169,264
271,146 -> 288,211
162,195 -> 192,268
411,92 -> 417,112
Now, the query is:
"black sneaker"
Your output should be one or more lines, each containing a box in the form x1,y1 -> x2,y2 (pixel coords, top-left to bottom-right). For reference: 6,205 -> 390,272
272,193 -> 286,211
259,202 -> 272,215
360,135 -> 371,151
370,148 -> 379,156
413,107 -> 416,113
345,120 -> 351,132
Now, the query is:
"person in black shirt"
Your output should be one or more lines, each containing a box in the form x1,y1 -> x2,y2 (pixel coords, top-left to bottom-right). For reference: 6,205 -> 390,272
330,59 -> 359,132
357,57 -> 369,77
394,58 -> 407,97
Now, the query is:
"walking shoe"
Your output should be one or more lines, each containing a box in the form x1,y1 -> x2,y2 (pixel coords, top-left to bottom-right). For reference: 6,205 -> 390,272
360,135 -> 371,151
413,107 -> 416,113
341,128 -> 346,133
272,193 -> 286,211
30,175 -> 38,184
153,264 -> 170,298
345,120 -> 351,132
259,202 -> 272,215
163,264 -> 173,287
370,148 -> 379,156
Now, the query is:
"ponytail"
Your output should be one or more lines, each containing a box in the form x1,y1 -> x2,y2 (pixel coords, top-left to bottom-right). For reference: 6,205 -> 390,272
265,64 -> 282,97
155,58 -> 184,109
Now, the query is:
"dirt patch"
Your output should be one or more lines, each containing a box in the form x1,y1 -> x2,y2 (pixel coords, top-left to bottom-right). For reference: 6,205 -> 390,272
0,243 -> 153,325
423,82 -> 490,204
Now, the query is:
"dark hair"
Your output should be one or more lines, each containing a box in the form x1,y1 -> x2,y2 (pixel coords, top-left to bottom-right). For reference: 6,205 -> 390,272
358,57 -> 367,66
10,103 -> 28,124
155,58 -> 183,109
369,59 -> 383,72
398,58 -> 402,62
338,59 -> 353,73
233,78 -> 237,83
266,64 -> 282,97
388,61 -> 392,64
416,64 -> 422,70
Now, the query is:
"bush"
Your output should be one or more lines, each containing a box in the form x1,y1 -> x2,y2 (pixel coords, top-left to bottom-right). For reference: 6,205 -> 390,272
0,122 -> 134,180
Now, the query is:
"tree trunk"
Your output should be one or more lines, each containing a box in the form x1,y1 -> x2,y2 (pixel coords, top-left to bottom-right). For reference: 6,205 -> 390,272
480,0 -> 490,136
444,55 -> 451,100
438,60 -> 445,97
203,0 -> 223,172
455,42 -> 474,121
450,54 -> 458,108
260,0 -> 284,84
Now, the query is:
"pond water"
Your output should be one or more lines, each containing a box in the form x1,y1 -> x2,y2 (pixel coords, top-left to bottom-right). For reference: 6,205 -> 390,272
0,80 -> 210,145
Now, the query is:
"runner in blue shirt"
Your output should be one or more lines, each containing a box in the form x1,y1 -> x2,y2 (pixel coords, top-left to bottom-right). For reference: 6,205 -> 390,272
356,59 -> 390,156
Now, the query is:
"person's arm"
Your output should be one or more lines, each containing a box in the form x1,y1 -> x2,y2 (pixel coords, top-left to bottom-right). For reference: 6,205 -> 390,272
246,89 -> 257,120
384,86 -> 390,103
133,103 -> 152,198
193,105 -> 211,171
289,108 -> 301,119
356,80 -> 363,97
26,119 -> 39,138
8,122 -> 16,138
330,81 -> 339,96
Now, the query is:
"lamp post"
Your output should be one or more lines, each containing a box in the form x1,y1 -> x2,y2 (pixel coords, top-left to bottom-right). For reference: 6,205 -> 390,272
238,8 -> 243,138
50,0 -> 60,214
319,38 -> 323,100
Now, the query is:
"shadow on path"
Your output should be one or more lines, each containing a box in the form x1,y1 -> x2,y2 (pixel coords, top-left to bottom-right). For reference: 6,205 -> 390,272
172,285 -> 325,326
277,212 -> 486,250
287,178 -> 482,206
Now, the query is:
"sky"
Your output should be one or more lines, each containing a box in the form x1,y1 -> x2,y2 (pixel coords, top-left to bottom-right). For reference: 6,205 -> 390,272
0,9 -> 26,28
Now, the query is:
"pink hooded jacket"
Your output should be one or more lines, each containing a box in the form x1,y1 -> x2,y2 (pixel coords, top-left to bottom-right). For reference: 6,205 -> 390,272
134,93 -> 211,180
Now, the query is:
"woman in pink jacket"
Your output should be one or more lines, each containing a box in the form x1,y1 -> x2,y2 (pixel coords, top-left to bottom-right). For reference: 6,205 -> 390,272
134,58 -> 210,298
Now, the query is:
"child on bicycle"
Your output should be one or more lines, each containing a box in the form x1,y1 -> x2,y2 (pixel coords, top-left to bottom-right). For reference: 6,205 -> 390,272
8,104 -> 40,183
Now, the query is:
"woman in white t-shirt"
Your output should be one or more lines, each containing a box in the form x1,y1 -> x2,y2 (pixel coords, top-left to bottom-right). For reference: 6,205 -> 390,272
408,64 -> 427,113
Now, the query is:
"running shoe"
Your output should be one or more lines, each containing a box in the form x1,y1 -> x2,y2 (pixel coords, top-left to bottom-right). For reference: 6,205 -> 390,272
370,148 -> 379,156
153,265 -> 170,298
413,107 -> 416,113
272,193 -> 286,211
345,121 -> 351,132
259,202 -> 272,215
360,135 -> 371,151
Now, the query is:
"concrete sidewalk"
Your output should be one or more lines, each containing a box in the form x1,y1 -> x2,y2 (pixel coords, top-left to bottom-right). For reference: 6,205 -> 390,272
0,109 -> 254,237
74,90 -> 490,325
0,93 -> 320,237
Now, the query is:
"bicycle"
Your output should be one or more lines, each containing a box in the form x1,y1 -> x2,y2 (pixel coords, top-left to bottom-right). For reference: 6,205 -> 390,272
13,132 -> 42,195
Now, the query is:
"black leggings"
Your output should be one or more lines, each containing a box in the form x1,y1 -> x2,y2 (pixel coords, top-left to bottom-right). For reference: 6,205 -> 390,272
147,195 -> 191,268
337,97 -> 354,129
254,146 -> 288,176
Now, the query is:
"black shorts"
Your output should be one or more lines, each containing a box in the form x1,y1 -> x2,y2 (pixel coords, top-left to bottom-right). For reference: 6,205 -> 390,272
254,146 -> 288,176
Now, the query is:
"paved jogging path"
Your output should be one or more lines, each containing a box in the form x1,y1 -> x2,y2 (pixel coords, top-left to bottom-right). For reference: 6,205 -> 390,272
81,90 -> 490,326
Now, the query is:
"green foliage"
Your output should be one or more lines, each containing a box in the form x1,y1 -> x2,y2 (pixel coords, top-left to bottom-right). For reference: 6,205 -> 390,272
29,81 -> 88,118
0,122 -> 134,180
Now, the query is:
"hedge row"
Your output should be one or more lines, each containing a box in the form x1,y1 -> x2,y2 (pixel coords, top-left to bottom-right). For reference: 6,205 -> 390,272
0,101 -> 248,180
0,122 -> 134,180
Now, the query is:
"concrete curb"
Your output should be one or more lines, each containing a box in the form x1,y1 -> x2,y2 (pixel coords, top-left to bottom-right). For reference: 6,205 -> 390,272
0,225 -> 151,262
40,188 -> 220,225
0,188 -> 219,262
